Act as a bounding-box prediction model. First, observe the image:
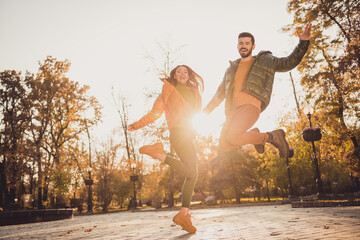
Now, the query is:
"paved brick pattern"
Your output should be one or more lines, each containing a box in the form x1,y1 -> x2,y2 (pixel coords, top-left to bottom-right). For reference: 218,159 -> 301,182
0,205 -> 359,239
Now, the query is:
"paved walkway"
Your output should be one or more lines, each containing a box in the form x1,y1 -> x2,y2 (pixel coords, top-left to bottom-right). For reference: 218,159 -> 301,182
1,204 -> 360,239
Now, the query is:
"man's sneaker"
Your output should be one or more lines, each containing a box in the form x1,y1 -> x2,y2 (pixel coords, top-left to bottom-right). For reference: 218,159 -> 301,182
249,128 -> 265,154
267,129 -> 289,158
173,211 -> 197,233
139,142 -> 164,159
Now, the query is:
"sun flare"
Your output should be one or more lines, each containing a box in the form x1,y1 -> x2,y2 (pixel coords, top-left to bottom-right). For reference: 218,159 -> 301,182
191,112 -> 223,137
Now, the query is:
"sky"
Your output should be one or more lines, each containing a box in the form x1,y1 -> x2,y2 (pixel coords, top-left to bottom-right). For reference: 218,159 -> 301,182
0,0 -> 306,142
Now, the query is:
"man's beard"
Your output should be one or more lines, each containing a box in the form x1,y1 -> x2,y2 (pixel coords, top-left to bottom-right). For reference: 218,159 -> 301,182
239,48 -> 252,58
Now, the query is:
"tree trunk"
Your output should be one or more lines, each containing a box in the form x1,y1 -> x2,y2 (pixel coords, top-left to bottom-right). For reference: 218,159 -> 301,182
167,146 -> 175,207
338,95 -> 360,190
235,188 -> 241,204
43,185 -> 48,206
50,192 -> 55,207
0,183 -> 2,210
289,72 -> 302,116
266,180 -> 270,202
168,168 -> 174,207
9,187 -> 16,208
43,175 -> 49,206
37,152 -> 43,209
20,180 -> 25,209
37,186 -> 43,209
0,159 -> 10,210
29,166 -> 34,195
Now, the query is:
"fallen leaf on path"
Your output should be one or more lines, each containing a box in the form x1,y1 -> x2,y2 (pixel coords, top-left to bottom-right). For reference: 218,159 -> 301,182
270,232 -> 281,236
323,226 -> 330,229
85,228 -> 93,232
218,229 -> 223,232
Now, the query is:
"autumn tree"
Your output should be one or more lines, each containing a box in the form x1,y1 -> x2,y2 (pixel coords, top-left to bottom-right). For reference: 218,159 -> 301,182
279,109 -> 354,196
283,0 -> 360,189
113,167 -> 131,209
193,135 -> 218,202
112,94 -> 136,161
283,0 -> 360,144
0,57 -> 102,210
0,70 -> 30,210
42,59 -> 101,205
209,146 -> 263,203
21,56 -> 102,209
68,140 -> 90,211
93,138 -> 122,212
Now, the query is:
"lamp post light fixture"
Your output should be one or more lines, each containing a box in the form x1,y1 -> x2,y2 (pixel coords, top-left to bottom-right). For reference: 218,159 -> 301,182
130,163 -> 139,210
302,105 -> 324,198
84,167 -> 94,213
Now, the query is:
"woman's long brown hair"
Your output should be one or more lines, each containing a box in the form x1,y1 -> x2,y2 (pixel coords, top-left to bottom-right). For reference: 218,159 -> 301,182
161,65 -> 204,93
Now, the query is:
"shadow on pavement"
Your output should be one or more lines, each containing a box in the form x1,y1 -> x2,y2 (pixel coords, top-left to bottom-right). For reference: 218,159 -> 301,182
170,232 -> 195,239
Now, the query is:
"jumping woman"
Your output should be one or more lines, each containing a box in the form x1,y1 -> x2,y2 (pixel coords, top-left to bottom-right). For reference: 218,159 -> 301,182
128,65 -> 204,233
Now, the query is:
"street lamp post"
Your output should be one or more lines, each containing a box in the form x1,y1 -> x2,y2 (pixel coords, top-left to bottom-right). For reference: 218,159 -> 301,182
130,163 -> 138,210
84,119 -> 93,213
286,148 -> 295,199
84,168 -> 93,213
303,105 -> 324,198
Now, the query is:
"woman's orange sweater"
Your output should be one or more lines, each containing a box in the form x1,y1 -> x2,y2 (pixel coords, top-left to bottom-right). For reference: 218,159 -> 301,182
132,80 -> 202,130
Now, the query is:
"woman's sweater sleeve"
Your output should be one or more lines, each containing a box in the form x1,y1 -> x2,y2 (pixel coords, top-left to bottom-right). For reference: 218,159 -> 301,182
131,94 -> 165,130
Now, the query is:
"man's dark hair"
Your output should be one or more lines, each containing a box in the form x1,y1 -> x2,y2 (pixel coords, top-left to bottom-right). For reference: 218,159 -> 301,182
238,32 -> 255,44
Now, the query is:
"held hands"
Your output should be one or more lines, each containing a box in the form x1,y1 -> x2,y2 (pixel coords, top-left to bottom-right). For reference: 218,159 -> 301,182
297,23 -> 311,41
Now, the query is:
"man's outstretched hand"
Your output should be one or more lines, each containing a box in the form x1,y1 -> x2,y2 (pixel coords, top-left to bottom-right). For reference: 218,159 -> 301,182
297,23 -> 311,41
